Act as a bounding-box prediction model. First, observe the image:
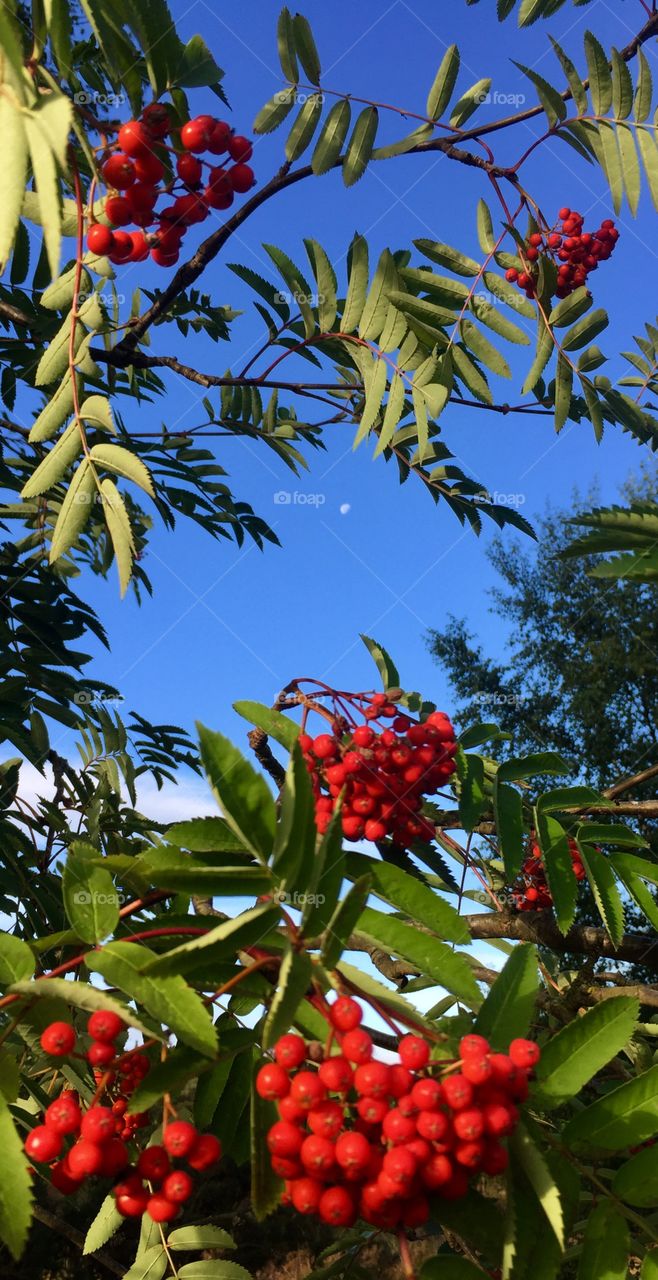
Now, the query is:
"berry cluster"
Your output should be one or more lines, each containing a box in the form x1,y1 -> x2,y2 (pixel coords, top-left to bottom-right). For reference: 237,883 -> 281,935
513,836 -> 585,911
256,997 -> 540,1230
299,696 -> 458,849
88,107 -> 255,267
505,208 -> 619,300
27,1012 -> 221,1219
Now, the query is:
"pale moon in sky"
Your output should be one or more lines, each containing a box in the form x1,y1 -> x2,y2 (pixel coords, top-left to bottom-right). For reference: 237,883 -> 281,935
339,503 -> 351,515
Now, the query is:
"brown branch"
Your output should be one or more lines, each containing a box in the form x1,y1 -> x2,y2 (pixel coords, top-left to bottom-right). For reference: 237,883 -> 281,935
434,799 -> 658,832
605,762 -> 658,800
466,910 -> 658,971
586,984 -> 658,1010
0,299 -> 35,328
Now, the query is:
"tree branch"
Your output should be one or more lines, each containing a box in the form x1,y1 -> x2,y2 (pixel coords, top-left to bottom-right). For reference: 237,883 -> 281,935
466,910 -> 658,971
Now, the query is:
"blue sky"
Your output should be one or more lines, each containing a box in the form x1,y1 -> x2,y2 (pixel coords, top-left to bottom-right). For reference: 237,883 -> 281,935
69,0 -> 658,789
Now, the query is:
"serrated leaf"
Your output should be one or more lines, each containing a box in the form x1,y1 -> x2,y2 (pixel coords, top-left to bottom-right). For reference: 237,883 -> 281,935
83,1195 -> 122,1255
476,199 -> 496,253
578,844 -> 625,946
562,307 -> 608,352
564,1062 -> 658,1150
353,353 -> 387,446
143,904 -> 279,977
426,44 -> 460,120
0,934 -> 35,988
584,31 -> 612,115
62,848 -> 120,943
293,13 -> 321,85
357,907 -> 481,1007
100,478 -> 134,597
197,724 -> 276,862
262,948 -> 312,1048
90,941 -> 217,1058
90,444 -> 154,496
450,79 -> 491,128
577,1202 -> 629,1280
343,106 -> 378,187
0,1095 -> 33,1260
123,1246 -> 167,1280
634,50 -> 653,124
285,92 -> 323,161
21,421 -> 82,498
341,232 -> 368,332
0,102 -> 27,273
510,1124 -> 564,1248
346,852 -> 469,943
321,874 -> 371,969
554,354 -> 573,432
613,1143 -> 658,1207
29,371 -> 76,441
535,810 -> 577,934
169,1226 -> 236,1251
311,98 -> 351,175
304,237 -> 337,331
49,458 -> 96,563
276,8 -> 298,83
8,976 -> 154,1039
460,318 -> 511,379
474,944 -> 538,1049
534,997 -> 638,1109
415,239 -> 480,277
360,633 -> 400,687
253,87 -> 296,135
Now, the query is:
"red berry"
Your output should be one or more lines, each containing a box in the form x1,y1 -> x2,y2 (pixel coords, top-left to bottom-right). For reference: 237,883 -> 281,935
279,1095 -> 306,1125
25,1125 -> 63,1162
147,1194 -> 179,1222
388,1065 -> 413,1098
141,103 -> 171,138
290,1071 -> 327,1111
462,1056 -> 492,1086
382,1146 -> 416,1186
86,224 -> 114,255
481,1141 -> 510,1175
460,1034 -> 490,1060
163,1120 -> 198,1159
176,153 -> 203,185
382,1108 -> 416,1145
267,1121 -> 303,1159
98,1137 -> 129,1177
228,134 -> 253,162
104,195 -> 132,226
483,1102 -> 517,1137
354,1061 -> 390,1099
125,182 -> 158,214
137,1145 -> 171,1182
274,1034 -> 306,1069
116,1190 -> 148,1217
180,118 -> 211,152
509,1038 -> 540,1070
150,246 -> 180,268
411,1078 -> 442,1111
416,1109 -> 450,1142
301,1134 -> 336,1174
228,163 -> 255,193
558,207 -> 571,219
67,1139 -> 104,1178
505,267 -> 519,283
318,1056 -> 353,1094
118,121 -> 151,156
335,1130 -> 371,1173
41,1022 -> 76,1057
454,1107 -> 484,1141
341,1029 -> 373,1064
319,1185 -> 356,1227
442,1073 -> 473,1111
128,230 -> 149,262
398,1035 -> 429,1071
135,151 -> 165,183
307,1101 -> 344,1141
422,1152 -> 453,1189
256,1063 -> 290,1100
187,1133 -> 222,1171
208,120 -> 233,154
81,1106 -> 116,1144
291,1177 -> 323,1215
102,154 -> 136,189
313,734 -> 337,760
356,1096 -> 388,1124
163,1170 -> 194,1203
87,1041 -> 116,1068
352,725 -> 375,748
402,1195 -> 430,1227
50,1161 -> 80,1195
44,1093 -> 81,1136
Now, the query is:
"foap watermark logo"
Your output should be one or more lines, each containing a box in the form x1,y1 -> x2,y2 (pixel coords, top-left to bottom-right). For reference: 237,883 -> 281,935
73,888 -> 128,907
74,690 -> 125,707
274,289 -> 325,307
274,490 -> 326,507
275,88 -> 325,107
475,691 -> 527,708
274,889 -> 326,908
78,290 -> 126,307
476,88 -> 526,108
475,490 -> 526,509
473,289 -> 528,315
74,90 -> 126,107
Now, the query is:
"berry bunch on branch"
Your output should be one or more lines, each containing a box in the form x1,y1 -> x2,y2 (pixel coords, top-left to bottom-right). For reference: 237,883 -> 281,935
512,835 -> 586,911
291,683 -> 457,850
89,106 -> 255,267
506,207 -> 619,299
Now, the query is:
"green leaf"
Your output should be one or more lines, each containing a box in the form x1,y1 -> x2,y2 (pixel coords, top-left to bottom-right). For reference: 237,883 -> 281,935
262,948 -> 312,1048
253,87 -> 296,135
356,907 -> 481,1007
584,31 -> 612,115
0,1095 -> 33,1260
134,848 -> 271,897
143,905 -> 280,978
535,810 -> 577,934
346,852 -> 468,944
554,354 -> 573,433
304,237 -> 338,331
474,944 -> 538,1049
168,1226 -> 236,1251
578,844 -> 625,946
197,724 -> 276,863
123,1246 -> 167,1280
24,96 -> 72,278
515,63 -> 567,126
285,92 -> 323,161
353,353 -> 386,446
302,804 -> 345,936
90,941 -> 217,1058
100,477 -> 134,597
49,459 -> 96,563
0,934 -> 35,987
613,1143 -> 658,1207
9,976 -> 153,1037
450,79 -> 492,128
564,1062 -> 658,1150
251,1065 -> 283,1221
233,700 -> 299,750
0,101 -> 27,273
460,318 -> 511,379
22,422 -> 82,499
494,779 -> 524,882
510,1124 -> 564,1248
29,371 -> 76,442
62,848 -> 120,943
476,199 -> 496,253
127,1048 -> 210,1114
549,287 -> 591,328
276,8 -> 298,82
457,751 -> 487,832
293,13 -> 321,84
415,238 -> 480,277
178,1266 -> 251,1280
522,322 -> 554,396
90,444 -> 154,496
341,233 -> 368,332
321,874 -> 372,969
83,1194 -> 122,1255
577,1202 -> 629,1280
426,44 -> 460,120
343,106 -> 378,187
535,997 -> 638,1110
165,817 -> 248,853
311,98 -> 351,175
176,35 -> 223,89
498,752 -> 569,783
634,49 -> 653,123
